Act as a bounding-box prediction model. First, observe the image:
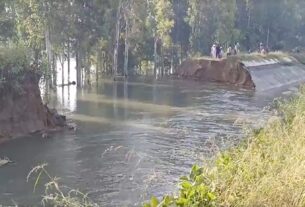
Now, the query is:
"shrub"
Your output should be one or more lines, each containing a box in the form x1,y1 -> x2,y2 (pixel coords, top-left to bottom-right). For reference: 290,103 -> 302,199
0,45 -> 46,93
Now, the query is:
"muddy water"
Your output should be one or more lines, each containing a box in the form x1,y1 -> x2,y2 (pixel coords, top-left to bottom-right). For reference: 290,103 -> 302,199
0,79 -> 296,206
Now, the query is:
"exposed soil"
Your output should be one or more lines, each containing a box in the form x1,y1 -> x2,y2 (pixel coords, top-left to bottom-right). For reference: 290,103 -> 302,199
0,72 -> 66,142
176,58 -> 255,89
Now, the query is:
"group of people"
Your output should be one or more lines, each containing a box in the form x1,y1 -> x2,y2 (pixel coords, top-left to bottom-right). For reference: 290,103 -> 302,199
211,42 -> 269,59
211,42 -> 240,59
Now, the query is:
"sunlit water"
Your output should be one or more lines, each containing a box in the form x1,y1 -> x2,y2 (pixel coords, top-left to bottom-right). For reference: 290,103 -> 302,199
0,74 -> 299,206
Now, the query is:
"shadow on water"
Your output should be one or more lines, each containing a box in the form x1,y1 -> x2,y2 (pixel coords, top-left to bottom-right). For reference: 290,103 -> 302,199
0,78 -> 299,206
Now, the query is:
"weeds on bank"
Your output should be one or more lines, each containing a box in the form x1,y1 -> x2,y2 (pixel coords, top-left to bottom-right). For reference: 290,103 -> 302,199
27,163 -> 98,207
145,87 -> 305,207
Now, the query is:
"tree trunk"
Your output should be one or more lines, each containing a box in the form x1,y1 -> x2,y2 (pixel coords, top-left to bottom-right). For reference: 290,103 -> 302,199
247,7 -> 251,28
124,80 -> 128,118
170,48 -> 174,75
113,1 -> 122,77
60,53 -> 65,85
123,12 -> 129,77
161,58 -> 164,77
266,26 -> 270,48
67,39 -> 70,83
52,54 -> 57,87
76,45 -> 81,88
153,37 -> 158,78
34,49 -> 40,64
86,53 -> 91,85
96,51 -> 99,83
161,46 -> 164,77
113,81 -> 118,117
45,27 -> 52,88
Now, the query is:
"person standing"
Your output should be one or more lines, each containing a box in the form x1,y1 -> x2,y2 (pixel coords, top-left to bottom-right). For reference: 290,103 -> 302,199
220,47 -> 224,58
234,42 -> 240,54
216,43 -> 221,59
211,44 -> 217,58
227,45 -> 233,56
259,42 -> 264,53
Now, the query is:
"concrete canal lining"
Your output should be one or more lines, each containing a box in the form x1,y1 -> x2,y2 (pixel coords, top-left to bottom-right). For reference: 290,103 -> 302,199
176,53 -> 305,91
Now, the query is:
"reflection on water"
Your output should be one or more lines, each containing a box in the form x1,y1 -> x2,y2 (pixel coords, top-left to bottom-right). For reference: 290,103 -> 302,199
56,86 -> 78,112
0,79 -> 297,206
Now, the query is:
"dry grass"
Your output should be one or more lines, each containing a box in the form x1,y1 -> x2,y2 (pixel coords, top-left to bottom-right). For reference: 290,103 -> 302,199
27,164 -> 98,207
147,86 -> 305,207
206,86 -> 305,207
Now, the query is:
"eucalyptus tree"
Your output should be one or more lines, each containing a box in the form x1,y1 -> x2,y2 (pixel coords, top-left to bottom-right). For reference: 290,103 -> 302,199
15,0 -> 46,61
4,0 -> 305,85
144,0 -> 174,77
154,0 -> 174,76
172,0 -> 191,63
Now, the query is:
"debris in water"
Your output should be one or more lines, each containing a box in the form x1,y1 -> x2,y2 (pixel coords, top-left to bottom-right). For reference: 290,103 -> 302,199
42,132 -> 49,139
67,123 -> 77,131
0,157 -> 12,167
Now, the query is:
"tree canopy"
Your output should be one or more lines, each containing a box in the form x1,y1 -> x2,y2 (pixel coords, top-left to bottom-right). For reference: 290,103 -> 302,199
1,0 -> 305,84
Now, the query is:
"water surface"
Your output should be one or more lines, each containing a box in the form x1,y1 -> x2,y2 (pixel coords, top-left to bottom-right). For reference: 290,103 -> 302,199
0,79 -> 295,206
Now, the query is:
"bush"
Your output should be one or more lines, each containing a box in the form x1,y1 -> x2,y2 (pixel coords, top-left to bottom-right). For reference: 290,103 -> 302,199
144,165 -> 217,207
0,45 -> 45,93
0,45 -> 32,75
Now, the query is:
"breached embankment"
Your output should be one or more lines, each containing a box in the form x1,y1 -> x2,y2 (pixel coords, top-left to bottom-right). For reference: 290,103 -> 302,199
0,71 -> 66,143
176,53 -> 305,90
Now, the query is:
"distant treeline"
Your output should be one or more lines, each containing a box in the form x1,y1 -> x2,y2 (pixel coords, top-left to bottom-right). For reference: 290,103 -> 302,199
1,0 -> 304,84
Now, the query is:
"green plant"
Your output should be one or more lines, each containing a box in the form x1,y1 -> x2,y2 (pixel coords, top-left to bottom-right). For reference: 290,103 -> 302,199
0,45 -> 46,94
144,165 -> 217,207
27,164 -> 98,207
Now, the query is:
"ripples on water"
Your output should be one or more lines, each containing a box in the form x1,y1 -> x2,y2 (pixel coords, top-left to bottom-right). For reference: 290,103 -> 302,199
0,79 -> 297,206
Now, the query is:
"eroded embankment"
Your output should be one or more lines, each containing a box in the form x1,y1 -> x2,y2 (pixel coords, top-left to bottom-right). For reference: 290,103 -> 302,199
176,53 -> 305,90
0,71 -> 66,142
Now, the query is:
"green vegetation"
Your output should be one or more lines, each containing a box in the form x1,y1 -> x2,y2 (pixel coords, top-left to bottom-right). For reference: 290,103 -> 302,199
2,1 -> 305,206
145,87 -> 305,207
0,46 -> 31,73
27,164 -> 98,207
0,46 -> 31,91
0,46 -> 46,93
1,0 -> 305,86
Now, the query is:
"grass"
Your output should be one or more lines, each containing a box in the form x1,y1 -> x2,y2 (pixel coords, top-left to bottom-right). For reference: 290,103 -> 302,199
27,164 -> 98,207
146,86 -> 305,207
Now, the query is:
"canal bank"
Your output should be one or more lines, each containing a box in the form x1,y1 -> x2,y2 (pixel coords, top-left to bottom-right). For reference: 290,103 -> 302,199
147,87 -> 305,207
177,53 -> 305,91
1,48 -> 305,206
0,80 -> 281,206
0,77 -> 299,206
0,47 -> 67,143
